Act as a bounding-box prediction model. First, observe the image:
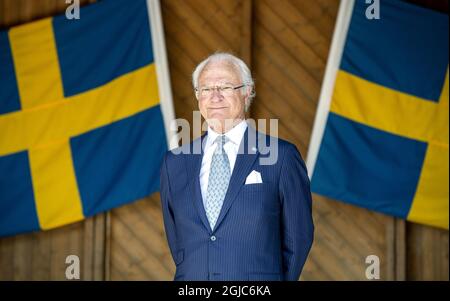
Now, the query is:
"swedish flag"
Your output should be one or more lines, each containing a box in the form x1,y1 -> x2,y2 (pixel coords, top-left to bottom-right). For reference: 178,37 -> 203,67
310,0 -> 448,229
0,0 -> 169,236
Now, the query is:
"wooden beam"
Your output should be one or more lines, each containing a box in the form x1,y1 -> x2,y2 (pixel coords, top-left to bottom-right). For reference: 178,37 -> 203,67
104,212 -> 112,281
240,0 -> 253,68
83,213 -> 108,280
386,217 -> 406,280
240,0 -> 253,119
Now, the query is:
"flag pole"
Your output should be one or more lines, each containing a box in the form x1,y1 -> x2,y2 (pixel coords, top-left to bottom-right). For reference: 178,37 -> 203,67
305,0 -> 355,178
146,0 -> 178,150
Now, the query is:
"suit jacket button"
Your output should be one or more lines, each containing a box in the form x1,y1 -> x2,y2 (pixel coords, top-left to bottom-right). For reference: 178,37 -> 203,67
210,235 -> 216,241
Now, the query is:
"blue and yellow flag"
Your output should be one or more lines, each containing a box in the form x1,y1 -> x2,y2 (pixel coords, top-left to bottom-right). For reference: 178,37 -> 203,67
309,0 -> 448,229
0,0 -> 170,236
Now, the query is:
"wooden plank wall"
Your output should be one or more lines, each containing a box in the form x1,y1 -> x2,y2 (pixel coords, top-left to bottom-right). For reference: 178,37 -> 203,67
109,0 -> 253,280
251,0 -> 394,280
0,0 -> 107,281
0,0 -> 448,281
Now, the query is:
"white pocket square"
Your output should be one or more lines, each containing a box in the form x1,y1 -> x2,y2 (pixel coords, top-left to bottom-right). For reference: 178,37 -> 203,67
245,170 -> 263,184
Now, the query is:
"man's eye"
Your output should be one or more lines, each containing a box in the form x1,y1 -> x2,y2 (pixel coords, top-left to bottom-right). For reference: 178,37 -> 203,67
221,86 -> 233,91
201,88 -> 211,92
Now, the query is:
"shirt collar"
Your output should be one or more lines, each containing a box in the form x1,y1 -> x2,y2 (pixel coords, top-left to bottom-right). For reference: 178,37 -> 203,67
206,119 -> 248,148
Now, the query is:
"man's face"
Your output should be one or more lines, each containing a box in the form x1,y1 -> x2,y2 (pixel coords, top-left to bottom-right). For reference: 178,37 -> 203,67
197,61 -> 247,131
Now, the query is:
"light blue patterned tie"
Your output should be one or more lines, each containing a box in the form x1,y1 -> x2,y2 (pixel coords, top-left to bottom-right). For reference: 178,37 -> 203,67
205,135 -> 231,230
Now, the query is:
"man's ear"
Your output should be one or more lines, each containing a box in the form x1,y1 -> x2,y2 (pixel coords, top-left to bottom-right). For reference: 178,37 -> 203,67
246,85 -> 254,103
243,93 -> 250,109
244,86 -> 252,101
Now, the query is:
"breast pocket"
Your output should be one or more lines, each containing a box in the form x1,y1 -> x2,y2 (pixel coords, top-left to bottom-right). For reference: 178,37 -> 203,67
239,183 -> 279,215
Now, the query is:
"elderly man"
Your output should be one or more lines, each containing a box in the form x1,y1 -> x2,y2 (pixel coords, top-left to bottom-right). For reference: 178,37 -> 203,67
160,52 -> 314,281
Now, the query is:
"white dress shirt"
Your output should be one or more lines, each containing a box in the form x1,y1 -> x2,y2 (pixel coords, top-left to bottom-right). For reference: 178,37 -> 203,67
199,120 -> 248,207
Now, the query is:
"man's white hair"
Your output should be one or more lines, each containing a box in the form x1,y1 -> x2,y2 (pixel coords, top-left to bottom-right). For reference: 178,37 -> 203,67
192,52 -> 255,112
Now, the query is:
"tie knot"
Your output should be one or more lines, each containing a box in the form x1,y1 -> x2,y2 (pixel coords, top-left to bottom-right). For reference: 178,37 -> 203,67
215,135 -> 228,150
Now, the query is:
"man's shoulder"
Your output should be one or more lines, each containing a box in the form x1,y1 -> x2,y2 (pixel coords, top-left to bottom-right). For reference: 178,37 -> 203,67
251,129 -> 305,168
164,135 -> 204,162
255,130 -> 299,153
260,132 -> 293,147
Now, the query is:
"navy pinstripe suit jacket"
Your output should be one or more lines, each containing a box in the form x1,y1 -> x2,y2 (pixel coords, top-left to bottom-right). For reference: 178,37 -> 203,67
160,126 -> 314,281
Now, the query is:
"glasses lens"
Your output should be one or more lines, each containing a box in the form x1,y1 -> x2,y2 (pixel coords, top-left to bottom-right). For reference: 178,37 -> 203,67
197,84 -> 243,98
220,86 -> 234,96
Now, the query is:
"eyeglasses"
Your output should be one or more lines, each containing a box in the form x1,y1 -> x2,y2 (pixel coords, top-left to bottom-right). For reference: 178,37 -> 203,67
195,84 -> 246,99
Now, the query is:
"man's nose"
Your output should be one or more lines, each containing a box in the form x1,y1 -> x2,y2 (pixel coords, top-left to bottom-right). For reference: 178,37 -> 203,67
210,87 -> 223,101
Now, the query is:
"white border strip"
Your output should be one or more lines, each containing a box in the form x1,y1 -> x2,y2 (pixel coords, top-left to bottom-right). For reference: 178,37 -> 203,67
147,0 -> 178,150
306,0 -> 355,178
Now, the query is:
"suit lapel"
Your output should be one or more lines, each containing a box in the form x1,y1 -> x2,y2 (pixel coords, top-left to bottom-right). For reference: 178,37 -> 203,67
185,134 -> 213,233
213,127 -> 260,231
